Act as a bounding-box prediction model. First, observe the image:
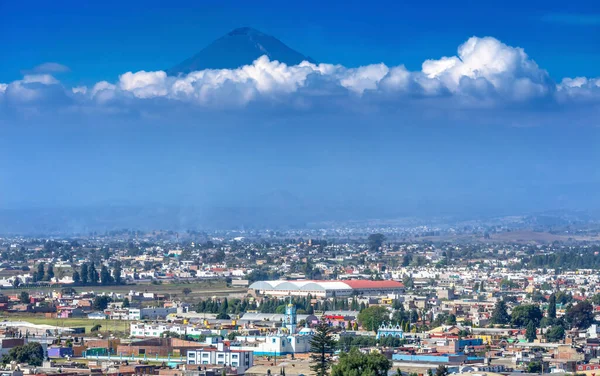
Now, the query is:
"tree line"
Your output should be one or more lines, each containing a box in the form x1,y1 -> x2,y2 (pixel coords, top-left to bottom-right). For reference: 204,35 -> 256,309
195,296 -> 367,316
72,261 -> 124,286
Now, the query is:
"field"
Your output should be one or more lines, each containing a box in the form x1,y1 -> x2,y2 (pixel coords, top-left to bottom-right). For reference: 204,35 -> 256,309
0,281 -> 248,302
0,314 -> 131,334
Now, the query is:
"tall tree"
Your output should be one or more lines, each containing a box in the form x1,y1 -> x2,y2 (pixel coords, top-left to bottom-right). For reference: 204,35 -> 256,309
113,261 -> 123,285
36,262 -> 45,282
526,321 -> 537,342
547,294 -> 557,320
100,265 -> 112,285
545,325 -> 565,342
490,300 -> 510,325
80,263 -> 89,285
45,264 -> 54,281
367,233 -> 386,252
89,262 -> 99,284
72,270 -> 81,284
309,320 -> 336,376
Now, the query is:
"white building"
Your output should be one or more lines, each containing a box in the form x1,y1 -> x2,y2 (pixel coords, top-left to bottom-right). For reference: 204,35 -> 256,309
186,343 -> 253,375
232,327 -> 315,356
128,307 -> 177,321
129,322 -> 213,339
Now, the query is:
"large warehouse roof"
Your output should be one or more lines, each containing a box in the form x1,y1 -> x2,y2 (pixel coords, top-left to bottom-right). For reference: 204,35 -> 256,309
343,280 -> 404,289
249,279 -> 403,292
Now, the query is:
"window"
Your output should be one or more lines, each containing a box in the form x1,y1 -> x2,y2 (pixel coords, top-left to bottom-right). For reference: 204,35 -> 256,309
202,353 -> 209,357
232,354 -> 238,359
218,353 -> 224,358
232,362 -> 238,367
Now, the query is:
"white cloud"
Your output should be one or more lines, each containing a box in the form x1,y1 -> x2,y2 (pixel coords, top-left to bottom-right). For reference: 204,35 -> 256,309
72,86 -> 87,95
422,37 -> 552,101
119,70 -> 168,98
339,63 -> 389,93
22,74 -> 59,85
32,62 -> 70,74
1,36 -> 599,114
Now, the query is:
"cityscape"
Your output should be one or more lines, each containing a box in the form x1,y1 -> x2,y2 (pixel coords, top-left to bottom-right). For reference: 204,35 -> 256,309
1,1 -> 600,376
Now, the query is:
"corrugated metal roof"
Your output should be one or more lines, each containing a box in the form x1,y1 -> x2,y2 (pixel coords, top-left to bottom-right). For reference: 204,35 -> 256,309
343,280 -> 404,289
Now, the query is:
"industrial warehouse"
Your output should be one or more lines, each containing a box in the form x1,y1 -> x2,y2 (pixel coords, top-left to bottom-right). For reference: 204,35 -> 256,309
248,279 -> 405,297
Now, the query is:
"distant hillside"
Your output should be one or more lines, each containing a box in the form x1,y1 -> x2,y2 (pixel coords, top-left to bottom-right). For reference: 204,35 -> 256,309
167,27 -> 315,75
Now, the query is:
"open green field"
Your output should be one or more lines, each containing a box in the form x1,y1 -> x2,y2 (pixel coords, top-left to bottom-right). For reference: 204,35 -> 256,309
0,281 -> 248,301
0,314 -> 131,333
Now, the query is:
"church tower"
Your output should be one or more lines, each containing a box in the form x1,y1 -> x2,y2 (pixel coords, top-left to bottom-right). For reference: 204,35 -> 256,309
284,302 -> 297,333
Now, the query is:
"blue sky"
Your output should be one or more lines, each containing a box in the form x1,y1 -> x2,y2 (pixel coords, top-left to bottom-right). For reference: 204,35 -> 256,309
0,0 -> 600,230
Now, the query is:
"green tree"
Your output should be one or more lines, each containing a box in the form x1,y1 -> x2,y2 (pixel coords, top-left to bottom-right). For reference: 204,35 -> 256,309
2,342 -> 44,366
113,261 -> 123,285
511,304 -> 542,328
565,301 -> 594,330
445,314 -> 457,326
367,234 -> 386,252
525,321 -> 537,342
89,263 -> 99,284
490,300 -> 510,325
331,347 -> 391,376
435,365 -> 449,376
545,325 -> 565,342
402,275 -> 415,289
122,298 -> 130,308
526,361 -> 542,373
80,263 -> 88,285
72,270 -> 81,284
358,306 -> 390,332
91,324 -> 102,332
309,320 -> 336,376
182,287 -> 192,296
35,262 -> 45,282
19,291 -> 30,304
93,296 -> 112,310
45,264 -> 54,281
100,265 -> 113,285
547,294 -> 557,320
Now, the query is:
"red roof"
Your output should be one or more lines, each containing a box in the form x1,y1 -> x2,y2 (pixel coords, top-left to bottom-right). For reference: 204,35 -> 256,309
343,280 -> 404,289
